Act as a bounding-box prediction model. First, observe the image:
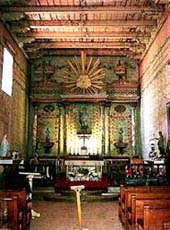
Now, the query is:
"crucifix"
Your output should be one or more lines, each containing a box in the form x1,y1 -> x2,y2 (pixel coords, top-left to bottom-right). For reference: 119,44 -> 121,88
78,134 -> 91,155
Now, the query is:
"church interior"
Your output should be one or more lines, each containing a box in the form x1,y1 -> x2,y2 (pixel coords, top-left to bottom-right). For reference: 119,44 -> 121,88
1,0 -> 170,229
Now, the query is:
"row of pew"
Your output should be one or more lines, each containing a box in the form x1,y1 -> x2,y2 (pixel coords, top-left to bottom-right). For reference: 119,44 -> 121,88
118,185 -> 170,230
0,189 -> 31,229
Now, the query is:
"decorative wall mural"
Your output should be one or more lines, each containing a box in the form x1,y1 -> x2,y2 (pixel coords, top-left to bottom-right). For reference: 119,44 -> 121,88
114,105 -> 126,113
35,103 -> 59,155
65,104 -> 103,155
30,53 -> 139,157
63,51 -> 105,94
114,60 -> 126,81
43,104 -> 55,113
31,54 -> 138,101
110,104 -> 132,155
33,101 -> 137,157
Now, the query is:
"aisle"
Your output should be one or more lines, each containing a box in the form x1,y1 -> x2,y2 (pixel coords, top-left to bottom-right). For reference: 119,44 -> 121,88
30,200 -> 124,230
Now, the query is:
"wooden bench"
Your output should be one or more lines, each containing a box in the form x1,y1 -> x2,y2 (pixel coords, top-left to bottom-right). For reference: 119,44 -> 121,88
0,189 -> 31,229
163,222 -> 170,230
119,185 -> 170,225
125,192 -> 170,229
127,195 -> 170,230
137,205 -> 170,230
0,196 -> 18,230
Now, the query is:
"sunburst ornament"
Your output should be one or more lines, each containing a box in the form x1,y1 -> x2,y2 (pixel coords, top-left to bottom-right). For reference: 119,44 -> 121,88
63,51 -> 105,94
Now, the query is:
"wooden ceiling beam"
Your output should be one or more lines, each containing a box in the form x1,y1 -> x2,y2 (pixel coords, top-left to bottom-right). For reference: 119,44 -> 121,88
0,5 -> 164,13
23,40 -> 145,49
0,2 -> 165,60
25,19 -> 157,27
16,31 -> 151,38
40,48 -> 136,57
26,47 -> 141,60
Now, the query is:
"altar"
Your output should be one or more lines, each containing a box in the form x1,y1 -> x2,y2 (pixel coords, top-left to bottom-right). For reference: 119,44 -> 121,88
65,160 -> 104,182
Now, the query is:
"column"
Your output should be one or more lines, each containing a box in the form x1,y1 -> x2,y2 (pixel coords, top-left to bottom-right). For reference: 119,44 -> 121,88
63,103 -> 67,155
100,102 -> 106,155
32,103 -> 39,153
57,103 -> 62,156
106,102 -> 111,156
131,103 -> 136,156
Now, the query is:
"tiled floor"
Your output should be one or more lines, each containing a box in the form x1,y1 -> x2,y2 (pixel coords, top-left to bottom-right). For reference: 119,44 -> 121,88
30,200 -> 124,230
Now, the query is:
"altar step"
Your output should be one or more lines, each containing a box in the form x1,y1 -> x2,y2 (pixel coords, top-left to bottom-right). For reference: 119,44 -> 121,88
42,189 -> 119,203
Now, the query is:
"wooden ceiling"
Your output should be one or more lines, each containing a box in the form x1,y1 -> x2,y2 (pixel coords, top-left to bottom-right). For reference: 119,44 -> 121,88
0,0 -> 169,60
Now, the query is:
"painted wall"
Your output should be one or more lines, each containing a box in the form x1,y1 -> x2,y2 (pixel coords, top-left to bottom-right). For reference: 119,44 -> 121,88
27,50 -> 141,157
0,22 -> 141,159
31,101 -> 139,157
140,14 -> 170,158
31,55 -> 138,101
0,21 -> 29,157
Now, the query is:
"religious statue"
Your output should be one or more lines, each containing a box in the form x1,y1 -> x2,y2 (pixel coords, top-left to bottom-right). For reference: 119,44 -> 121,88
149,143 -> 157,159
45,127 -> 51,142
166,135 -> 170,157
79,107 -> 89,129
166,135 -> 170,185
114,128 -> 128,155
0,134 -> 9,157
43,127 -> 54,153
157,131 -> 166,158
118,128 -> 124,143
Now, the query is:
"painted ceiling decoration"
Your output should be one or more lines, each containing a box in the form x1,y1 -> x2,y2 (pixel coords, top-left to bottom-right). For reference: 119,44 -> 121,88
63,50 -> 105,94
0,0 -> 169,60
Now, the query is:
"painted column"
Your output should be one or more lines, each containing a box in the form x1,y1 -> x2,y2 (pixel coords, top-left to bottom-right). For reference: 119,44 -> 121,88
27,101 -> 36,158
57,103 -> 62,156
32,104 -> 39,153
100,102 -> 105,155
131,103 -> 136,156
27,64 -> 35,159
63,103 -> 67,155
106,103 -> 111,156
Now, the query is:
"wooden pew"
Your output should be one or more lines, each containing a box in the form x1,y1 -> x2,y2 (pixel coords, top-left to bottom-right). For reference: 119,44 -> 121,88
119,185 -> 151,223
1,189 -> 27,229
119,185 -> 170,215
127,195 -> 170,230
0,196 -> 18,230
137,205 -> 170,230
119,185 -> 170,226
163,222 -> 170,230
118,185 -> 125,222
0,189 -> 31,229
125,192 -> 170,229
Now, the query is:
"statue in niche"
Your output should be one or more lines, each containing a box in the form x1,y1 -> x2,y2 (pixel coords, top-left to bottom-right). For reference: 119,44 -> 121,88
79,107 -> 89,130
166,135 -> 170,158
157,131 -> 166,158
118,128 -> 124,143
149,143 -> 157,160
43,127 -> 54,153
0,134 -> 9,157
114,128 -> 128,155
45,127 -> 51,142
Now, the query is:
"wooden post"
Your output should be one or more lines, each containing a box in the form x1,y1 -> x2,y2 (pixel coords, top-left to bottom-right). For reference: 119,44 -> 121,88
70,185 -> 88,230
76,189 -> 82,229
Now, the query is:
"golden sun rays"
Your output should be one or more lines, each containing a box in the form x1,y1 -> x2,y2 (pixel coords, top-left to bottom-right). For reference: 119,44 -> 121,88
63,51 -> 105,94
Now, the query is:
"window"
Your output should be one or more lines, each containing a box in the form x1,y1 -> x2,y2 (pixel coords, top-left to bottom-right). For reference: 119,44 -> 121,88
1,47 -> 14,96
